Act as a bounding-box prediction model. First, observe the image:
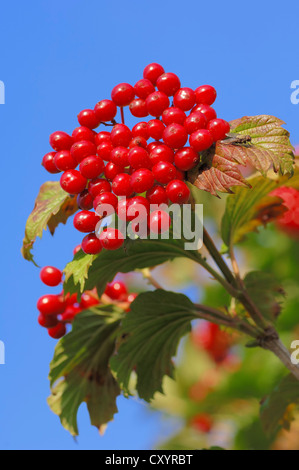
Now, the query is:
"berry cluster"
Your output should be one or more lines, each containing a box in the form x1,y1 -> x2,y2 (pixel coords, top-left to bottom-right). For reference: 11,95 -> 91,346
37,265 -> 137,339
42,63 -> 230,254
271,186 -> 299,238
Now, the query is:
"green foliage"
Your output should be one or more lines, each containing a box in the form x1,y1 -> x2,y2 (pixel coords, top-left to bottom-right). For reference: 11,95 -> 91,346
48,305 -> 123,436
110,290 -> 197,402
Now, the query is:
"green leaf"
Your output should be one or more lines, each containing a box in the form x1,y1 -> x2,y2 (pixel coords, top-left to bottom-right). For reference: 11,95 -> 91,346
244,271 -> 285,321
261,374 -> 299,436
64,237 -> 203,297
48,305 -> 122,436
22,182 -> 78,264
110,290 -> 197,402
188,115 -> 294,196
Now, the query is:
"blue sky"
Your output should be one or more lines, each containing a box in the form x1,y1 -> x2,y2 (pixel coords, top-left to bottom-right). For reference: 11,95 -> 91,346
0,0 -> 298,450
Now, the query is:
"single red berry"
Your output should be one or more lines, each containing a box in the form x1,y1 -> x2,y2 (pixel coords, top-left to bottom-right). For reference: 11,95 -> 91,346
128,147 -> 151,170
37,295 -> 66,316
110,146 -> 129,168
94,99 -> 117,122
49,131 -> 73,151
147,119 -> 166,140
129,136 -> 148,149
79,155 -> 105,179
99,228 -> 124,250
72,126 -> 95,142
111,83 -> 135,107
207,119 -> 230,141
126,196 -> 150,221
88,178 -> 111,198
146,91 -> 170,117
117,198 -> 130,221
152,161 -> 177,184
129,98 -> 149,118
70,140 -> 97,163
174,147 -> 199,171
157,72 -> 181,96
42,152 -> 60,174
73,210 -> 100,233
175,169 -> 185,181
132,122 -> 149,140
148,210 -> 171,234
112,173 -> 133,197
94,131 -> 111,146
162,107 -> 186,126
173,87 -> 196,111
48,322 -> 67,339
184,111 -> 208,134
40,266 -> 62,287
194,85 -> 217,105
38,313 -> 58,328
61,305 -> 82,322
189,129 -> 214,152
105,281 -> 128,300
134,78 -> 155,99
104,161 -> 123,181
60,170 -> 87,194
149,144 -> 174,166
93,192 -> 118,216
166,180 -> 190,204
79,292 -> 99,309
192,104 -> 217,122
77,189 -> 94,210
54,150 -> 77,171
190,414 -> 213,433
146,185 -> 168,205
147,141 -> 161,153
162,123 -> 188,149
81,233 -> 103,254
130,169 -> 155,193
97,140 -> 114,161
143,63 -> 165,85
77,109 -> 100,129
111,124 -> 132,147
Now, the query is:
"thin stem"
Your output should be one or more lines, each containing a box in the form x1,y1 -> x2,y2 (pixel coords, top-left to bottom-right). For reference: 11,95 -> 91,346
141,268 -> 164,290
120,107 -> 125,125
203,227 -> 236,286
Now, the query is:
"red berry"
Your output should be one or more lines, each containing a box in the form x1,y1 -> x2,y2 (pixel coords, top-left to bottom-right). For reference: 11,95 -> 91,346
112,173 -> 133,197
184,111 -> 208,134
97,140 -> 114,161
79,155 -> 105,179
163,123 -> 188,149
37,295 -> 66,316
174,147 -> 199,171
94,99 -> 117,122
93,192 -> 118,216
79,292 -> 99,309
128,147 -> 151,170
129,136 -> 148,149
207,118 -> 230,141
40,266 -> 62,287
73,245 -> 82,256
190,129 -> 214,152
148,210 -> 171,234
99,228 -> 124,250
42,152 -> 60,174
77,109 -> 100,129
94,131 -> 111,146
166,180 -> 190,204
271,187 -> 299,236
77,189 -> 94,210
156,73 -> 181,96
143,63 -> 165,85
147,119 -> 165,140
132,122 -> 149,140
73,210 -> 100,233
61,305 -> 82,322
191,414 -> 213,433
195,85 -> 217,105
130,169 -> 155,193
70,140 -> 97,163
146,185 -> 168,205
105,281 -> 128,300
81,233 -> 103,254
38,314 -> 58,328
111,83 -> 135,106
152,161 -> 177,184
117,198 -> 129,221
48,322 -> 67,339
175,169 -> 185,181
111,124 -> 132,147
134,78 -> 155,99
192,104 -> 217,122
72,126 -> 95,142
127,196 -> 150,221
104,161 -> 123,181
54,150 -> 77,171
149,144 -> 174,166
173,87 -> 196,111
162,107 -> 186,126
60,170 -> 87,194
129,98 -> 149,118
88,178 -> 111,198
49,131 -> 73,151
146,91 -> 170,117
147,141 -> 161,153
110,147 -> 129,168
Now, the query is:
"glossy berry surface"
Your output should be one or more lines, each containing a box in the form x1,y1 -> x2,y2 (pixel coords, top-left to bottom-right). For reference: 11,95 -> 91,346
189,129 -> 214,152
111,83 -> 135,107
157,72 -> 181,96
207,118 -> 230,141
162,123 -> 188,149
60,170 -> 87,194
94,99 -> 117,122
166,180 -> 190,204
195,85 -> 217,105
173,87 -> 196,111
143,63 -> 165,85
73,210 -> 100,233
81,233 -> 103,254
105,281 -> 128,300
99,228 -> 124,250
130,169 -> 155,193
40,267 -> 62,287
